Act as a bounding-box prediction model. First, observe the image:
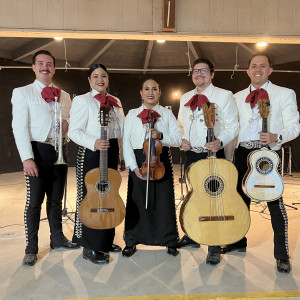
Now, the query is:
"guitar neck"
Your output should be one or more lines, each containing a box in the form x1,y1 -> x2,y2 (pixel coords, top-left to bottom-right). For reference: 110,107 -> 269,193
262,118 -> 268,133
99,126 -> 108,182
207,128 -> 216,157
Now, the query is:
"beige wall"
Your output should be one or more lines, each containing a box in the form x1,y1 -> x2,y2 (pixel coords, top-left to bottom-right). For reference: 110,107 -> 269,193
0,0 -> 300,43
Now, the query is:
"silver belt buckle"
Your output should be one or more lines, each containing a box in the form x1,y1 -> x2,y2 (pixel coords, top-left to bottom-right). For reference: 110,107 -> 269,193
191,146 -> 206,153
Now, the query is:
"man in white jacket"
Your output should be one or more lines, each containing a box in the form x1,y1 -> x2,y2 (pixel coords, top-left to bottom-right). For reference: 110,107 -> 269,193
224,53 -> 300,273
12,50 -> 78,267
177,58 -> 239,265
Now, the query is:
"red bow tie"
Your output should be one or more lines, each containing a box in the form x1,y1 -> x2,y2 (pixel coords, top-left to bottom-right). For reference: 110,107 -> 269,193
137,109 -> 161,125
41,86 -> 61,103
94,94 -> 121,111
245,88 -> 269,109
184,94 -> 209,110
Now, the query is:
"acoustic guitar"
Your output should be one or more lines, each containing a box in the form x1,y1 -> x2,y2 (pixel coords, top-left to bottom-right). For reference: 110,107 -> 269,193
79,106 -> 126,229
243,98 -> 284,202
179,102 -> 250,246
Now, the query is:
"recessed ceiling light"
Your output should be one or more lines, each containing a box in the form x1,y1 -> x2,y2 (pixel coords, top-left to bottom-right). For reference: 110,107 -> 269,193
157,39 -> 166,43
257,42 -> 267,47
54,37 -> 63,41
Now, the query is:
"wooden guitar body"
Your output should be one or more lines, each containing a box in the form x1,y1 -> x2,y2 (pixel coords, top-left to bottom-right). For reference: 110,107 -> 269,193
243,147 -> 284,202
180,157 -> 250,246
79,167 -> 125,229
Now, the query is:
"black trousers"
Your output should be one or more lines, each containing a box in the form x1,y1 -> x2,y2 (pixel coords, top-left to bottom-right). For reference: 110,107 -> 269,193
184,149 -> 225,254
233,145 -> 289,260
24,142 -> 68,254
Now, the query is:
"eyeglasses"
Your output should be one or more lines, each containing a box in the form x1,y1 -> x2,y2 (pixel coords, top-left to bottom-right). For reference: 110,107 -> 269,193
192,68 -> 210,75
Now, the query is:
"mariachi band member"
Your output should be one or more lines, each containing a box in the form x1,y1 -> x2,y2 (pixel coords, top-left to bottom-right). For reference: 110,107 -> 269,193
11,50 -> 78,267
122,78 -> 181,257
68,63 -> 125,264
224,53 -> 300,273
177,58 -> 239,265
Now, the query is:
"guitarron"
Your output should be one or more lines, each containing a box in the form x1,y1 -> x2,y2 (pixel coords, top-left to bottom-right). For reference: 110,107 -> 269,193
79,106 -> 126,229
243,98 -> 284,202
180,102 -> 250,246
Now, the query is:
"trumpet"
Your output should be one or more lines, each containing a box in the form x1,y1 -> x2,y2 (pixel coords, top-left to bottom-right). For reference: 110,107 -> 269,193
54,97 -> 67,165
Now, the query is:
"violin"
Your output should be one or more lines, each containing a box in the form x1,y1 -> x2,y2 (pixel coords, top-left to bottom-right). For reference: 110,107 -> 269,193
140,112 -> 165,181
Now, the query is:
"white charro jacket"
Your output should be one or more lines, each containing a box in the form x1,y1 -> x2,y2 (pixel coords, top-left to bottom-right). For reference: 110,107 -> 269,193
225,81 -> 300,160
11,80 -> 71,162
68,89 -> 124,152
178,83 -> 239,149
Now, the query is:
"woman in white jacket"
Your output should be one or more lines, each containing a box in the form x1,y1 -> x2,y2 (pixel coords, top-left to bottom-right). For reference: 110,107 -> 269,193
122,79 -> 181,257
68,64 -> 125,264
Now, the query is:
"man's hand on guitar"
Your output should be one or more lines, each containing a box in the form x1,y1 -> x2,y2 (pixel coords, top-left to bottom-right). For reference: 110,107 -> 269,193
205,139 -> 221,152
259,132 -> 277,145
94,139 -> 110,151
180,139 -> 191,151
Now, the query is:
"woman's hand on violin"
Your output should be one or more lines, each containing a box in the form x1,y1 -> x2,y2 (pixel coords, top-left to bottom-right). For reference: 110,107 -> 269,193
180,139 -> 191,151
94,139 -> 110,151
134,167 -> 144,179
205,139 -> 221,152
150,129 -> 162,140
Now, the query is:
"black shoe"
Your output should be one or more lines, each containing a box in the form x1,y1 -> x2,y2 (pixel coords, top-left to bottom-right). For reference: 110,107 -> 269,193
177,235 -> 200,248
122,246 -> 137,257
206,251 -> 221,265
50,239 -> 80,249
276,259 -> 291,273
167,247 -> 179,257
23,253 -> 37,266
82,248 -> 110,264
109,244 -> 122,252
221,244 -> 246,254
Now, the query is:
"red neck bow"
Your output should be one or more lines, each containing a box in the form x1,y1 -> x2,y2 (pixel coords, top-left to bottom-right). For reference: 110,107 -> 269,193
184,94 -> 209,110
137,109 -> 161,125
94,94 -> 121,111
245,88 -> 269,109
41,86 -> 61,103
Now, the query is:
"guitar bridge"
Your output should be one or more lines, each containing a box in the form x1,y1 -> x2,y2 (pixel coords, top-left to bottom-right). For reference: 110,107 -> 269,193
91,208 -> 115,213
198,216 -> 234,222
254,185 -> 275,188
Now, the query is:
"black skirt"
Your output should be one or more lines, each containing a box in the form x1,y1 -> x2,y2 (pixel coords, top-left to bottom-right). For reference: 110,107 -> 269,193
72,139 -> 119,252
123,147 -> 179,248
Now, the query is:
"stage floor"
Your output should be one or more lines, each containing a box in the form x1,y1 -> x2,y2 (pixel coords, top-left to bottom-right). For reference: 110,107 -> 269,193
0,166 -> 300,300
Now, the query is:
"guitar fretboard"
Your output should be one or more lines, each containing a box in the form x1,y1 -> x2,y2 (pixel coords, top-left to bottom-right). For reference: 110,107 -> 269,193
99,126 -> 109,183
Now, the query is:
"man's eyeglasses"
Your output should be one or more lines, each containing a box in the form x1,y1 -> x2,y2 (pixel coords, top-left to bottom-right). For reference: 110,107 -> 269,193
192,68 -> 210,75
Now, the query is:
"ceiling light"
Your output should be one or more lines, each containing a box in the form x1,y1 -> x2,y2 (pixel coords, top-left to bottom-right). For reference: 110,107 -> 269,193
54,37 -> 63,41
157,39 -> 166,43
257,42 -> 267,47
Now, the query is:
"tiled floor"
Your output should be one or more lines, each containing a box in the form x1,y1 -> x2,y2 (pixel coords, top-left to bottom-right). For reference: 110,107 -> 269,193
0,166 -> 300,300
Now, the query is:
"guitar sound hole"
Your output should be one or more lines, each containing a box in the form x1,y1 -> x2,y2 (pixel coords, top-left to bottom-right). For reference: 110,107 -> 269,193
95,180 -> 111,194
204,176 -> 224,196
256,157 -> 273,174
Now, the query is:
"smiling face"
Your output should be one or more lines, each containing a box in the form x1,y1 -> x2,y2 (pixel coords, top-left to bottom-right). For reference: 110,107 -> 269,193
192,63 -> 214,93
140,79 -> 161,109
247,55 -> 273,89
32,54 -> 55,86
88,67 -> 109,94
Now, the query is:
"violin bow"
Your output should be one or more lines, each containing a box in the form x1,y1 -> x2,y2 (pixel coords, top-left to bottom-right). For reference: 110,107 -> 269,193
145,112 -> 154,209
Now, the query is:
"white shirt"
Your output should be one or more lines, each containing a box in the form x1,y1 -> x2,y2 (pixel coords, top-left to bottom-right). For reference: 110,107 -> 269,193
68,89 -> 124,151
239,81 -> 269,142
178,83 -> 239,149
123,104 -> 181,171
11,80 -> 71,162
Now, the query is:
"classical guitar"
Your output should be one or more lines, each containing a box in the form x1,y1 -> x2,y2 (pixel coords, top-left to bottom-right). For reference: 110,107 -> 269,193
179,102 -> 250,246
79,106 -> 125,229
243,98 -> 284,202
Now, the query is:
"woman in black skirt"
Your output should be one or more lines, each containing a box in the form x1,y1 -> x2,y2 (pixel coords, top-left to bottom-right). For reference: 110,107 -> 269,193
68,64 -> 125,264
122,78 -> 181,257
